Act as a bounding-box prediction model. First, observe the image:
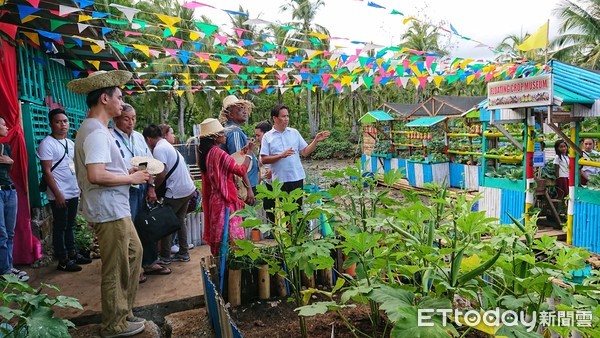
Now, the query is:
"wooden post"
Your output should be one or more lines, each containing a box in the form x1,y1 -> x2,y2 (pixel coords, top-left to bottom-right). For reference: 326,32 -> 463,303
228,268 -> 241,307
275,272 -> 287,297
258,265 -> 270,299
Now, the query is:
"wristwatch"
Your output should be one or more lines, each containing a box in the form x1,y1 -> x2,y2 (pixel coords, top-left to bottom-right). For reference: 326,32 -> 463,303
149,183 -> 156,188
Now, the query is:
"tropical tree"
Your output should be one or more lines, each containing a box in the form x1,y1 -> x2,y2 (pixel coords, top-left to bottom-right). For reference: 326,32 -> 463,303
280,0 -> 330,137
398,20 -> 449,103
495,33 -> 546,63
552,0 -> 600,69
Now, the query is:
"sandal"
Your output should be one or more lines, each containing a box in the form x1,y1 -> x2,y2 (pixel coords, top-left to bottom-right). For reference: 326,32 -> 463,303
139,274 -> 147,283
143,264 -> 171,275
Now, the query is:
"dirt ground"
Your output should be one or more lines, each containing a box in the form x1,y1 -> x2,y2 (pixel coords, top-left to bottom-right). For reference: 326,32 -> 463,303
230,296 -> 388,338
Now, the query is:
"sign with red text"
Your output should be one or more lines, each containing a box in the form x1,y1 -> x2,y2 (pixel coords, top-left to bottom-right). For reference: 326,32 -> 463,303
487,74 -> 553,110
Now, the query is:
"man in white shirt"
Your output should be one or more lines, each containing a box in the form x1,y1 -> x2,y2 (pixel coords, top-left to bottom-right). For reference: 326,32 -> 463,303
38,108 -> 90,273
68,70 -> 150,338
112,104 -> 157,219
143,124 -> 196,264
260,104 -> 329,205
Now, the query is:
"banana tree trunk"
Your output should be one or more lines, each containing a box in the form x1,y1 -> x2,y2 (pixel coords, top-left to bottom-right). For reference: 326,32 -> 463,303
178,95 -> 185,137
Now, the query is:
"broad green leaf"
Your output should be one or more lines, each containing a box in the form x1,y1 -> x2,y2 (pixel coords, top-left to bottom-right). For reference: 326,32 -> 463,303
295,301 -> 355,317
391,306 -> 458,338
25,307 -> 71,338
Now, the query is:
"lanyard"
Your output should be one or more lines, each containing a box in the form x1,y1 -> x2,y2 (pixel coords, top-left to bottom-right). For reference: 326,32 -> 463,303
113,129 -> 134,156
51,135 -> 68,155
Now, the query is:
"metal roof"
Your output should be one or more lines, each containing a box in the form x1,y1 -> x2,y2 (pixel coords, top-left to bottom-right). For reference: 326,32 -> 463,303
405,116 -> 447,127
407,95 -> 486,118
358,110 -> 395,123
380,102 -> 419,116
551,61 -> 600,104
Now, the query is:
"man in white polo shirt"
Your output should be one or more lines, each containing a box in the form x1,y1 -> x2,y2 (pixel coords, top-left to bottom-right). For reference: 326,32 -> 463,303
260,104 -> 329,206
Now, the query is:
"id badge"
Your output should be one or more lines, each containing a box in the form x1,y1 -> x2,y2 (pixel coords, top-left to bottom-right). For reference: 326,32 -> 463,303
68,159 -> 76,175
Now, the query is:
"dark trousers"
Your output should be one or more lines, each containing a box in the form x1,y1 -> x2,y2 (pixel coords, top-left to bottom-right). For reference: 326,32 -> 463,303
50,197 -> 79,260
265,179 -> 304,224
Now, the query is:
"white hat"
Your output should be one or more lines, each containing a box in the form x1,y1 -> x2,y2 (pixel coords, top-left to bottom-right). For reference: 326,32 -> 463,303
198,118 -> 225,138
67,70 -> 132,94
130,156 -> 165,175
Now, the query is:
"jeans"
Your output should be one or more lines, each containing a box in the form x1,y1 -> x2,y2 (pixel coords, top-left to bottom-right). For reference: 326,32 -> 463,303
0,189 -> 17,274
129,185 -> 147,222
50,197 -> 79,260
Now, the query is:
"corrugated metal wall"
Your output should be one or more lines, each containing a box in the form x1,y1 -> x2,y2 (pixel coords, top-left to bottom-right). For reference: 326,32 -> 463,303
573,201 -> 600,254
500,190 -> 526,224
479,186 -> 501,219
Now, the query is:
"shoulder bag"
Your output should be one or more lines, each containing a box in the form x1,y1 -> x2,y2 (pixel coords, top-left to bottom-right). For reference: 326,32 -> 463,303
39,138 -> 68,193
155,153 -> 179,198
134,202 -> 180,243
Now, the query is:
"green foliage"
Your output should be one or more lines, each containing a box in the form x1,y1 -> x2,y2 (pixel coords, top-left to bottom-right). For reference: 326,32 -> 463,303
74,215 -> 94,253
0,275 -> 82,338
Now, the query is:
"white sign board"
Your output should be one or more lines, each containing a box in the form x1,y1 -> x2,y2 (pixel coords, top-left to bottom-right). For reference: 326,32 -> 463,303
487,74 -> 553,110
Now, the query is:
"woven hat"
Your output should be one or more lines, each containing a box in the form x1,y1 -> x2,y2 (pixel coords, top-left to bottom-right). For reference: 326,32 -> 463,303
130,156 -> 165,175
218,95 -> 253,124
198,118 -> 225,138
67,70 -> 132,94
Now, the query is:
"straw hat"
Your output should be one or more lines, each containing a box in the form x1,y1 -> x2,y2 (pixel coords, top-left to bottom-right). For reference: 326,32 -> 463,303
67,70 -> 132,94
218,95 -> 253,124
130,156 -> 165,175
198,118 -> 225,138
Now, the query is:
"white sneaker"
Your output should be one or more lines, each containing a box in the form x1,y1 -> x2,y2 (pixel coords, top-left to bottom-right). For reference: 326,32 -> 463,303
170,245 -> 179,254
187,243 -> 194,250
101,321 -> 144,338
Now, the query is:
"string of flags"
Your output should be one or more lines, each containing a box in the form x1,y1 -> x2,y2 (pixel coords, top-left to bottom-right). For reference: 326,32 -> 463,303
0,0 -> 549,95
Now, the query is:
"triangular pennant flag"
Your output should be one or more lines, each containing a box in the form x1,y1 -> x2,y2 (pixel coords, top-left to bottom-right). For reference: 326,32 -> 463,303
132,19 -> 146,30
207,60 -> 220,73
390,9 -> 403,15
106,18 -> 128,26
194,21 -> 218,36
21,15 -> 40,24
90,45 -> 104,54
433,75 -> 443,88
91,11 -> 108,19
213,34 -> 228,45
367,2 -> 386,9
70,60 -> 85,69
179,50 -> 191,65
58,5 -> 80,17
189,31 -> 203,41
50,19 -> 69,31
17,5 -> 40,22
228,64 -> 244,74
77,0 -> 94,9
78,14 -> 92,22
132,44 -> 150,57
23,31 -> 39,45
107,61 -> 118,70
77,23 -> 89,33
0,23 -> 17,40
163,48 -> 177,56
155,14 -> 180,27
87,61 -> 101,70
25,0 -> 40,8
101,27 -> 112,37
109,4 -> 140,23
36,30 -> 62,43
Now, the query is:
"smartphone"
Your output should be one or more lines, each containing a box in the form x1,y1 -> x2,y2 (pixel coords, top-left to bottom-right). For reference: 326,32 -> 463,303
138,162 -> 148,170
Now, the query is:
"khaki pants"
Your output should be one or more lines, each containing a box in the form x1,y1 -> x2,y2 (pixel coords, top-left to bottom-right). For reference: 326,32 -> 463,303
92,217 -> 142,336
160,193 -> 193,257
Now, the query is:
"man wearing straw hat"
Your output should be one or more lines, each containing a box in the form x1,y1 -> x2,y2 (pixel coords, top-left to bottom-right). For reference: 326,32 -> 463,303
218,95 -> 257,205
68,70 -> 150,338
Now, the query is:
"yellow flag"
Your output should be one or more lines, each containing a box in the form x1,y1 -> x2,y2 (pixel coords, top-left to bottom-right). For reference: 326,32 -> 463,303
517,21 -> 548,51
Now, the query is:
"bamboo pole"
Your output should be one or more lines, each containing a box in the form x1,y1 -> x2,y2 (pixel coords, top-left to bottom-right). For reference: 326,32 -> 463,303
258,265 -> 270,299
228,268 -> 241,307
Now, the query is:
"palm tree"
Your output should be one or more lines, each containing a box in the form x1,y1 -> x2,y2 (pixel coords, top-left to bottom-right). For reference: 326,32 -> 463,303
552,0 -> 600,68
280,0 -> 330,137
495,33 -> 546,63
398,20 -> 449,103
